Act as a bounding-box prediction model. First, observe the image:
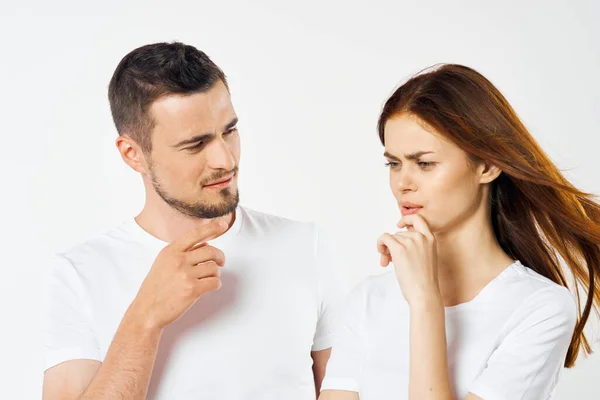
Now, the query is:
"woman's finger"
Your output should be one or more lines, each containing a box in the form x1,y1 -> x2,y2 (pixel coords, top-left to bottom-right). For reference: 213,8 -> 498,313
397,214 -> 433,239
377,233 -> 404,256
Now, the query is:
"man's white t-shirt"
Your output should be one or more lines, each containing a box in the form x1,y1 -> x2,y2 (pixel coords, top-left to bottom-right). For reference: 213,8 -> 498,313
321,260 -> 578,400
43,206 -> 340,399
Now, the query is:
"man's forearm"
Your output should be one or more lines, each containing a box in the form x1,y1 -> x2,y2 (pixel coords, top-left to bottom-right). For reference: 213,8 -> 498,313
312,348 -> 332,398
408,297 -> 453,400
79,308 -> 162,400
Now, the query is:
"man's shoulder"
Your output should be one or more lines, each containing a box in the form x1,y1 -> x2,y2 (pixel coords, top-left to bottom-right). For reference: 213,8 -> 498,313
239,206 -> 318,236
52,221 -> 136,268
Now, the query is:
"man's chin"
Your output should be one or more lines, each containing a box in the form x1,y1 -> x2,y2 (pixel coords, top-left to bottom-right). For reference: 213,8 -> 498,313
207,201 -> 238,217
159,190 -> 239,219
199,191 -> 239,218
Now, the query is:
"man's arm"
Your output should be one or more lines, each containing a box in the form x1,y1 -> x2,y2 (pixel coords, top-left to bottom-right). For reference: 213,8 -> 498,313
43,312 -> 161,400
43,360 -> 101,400
311,348 -> 331,396
318,390 -> 359,400
314,348 -> 361,400
42,220 -> 228,400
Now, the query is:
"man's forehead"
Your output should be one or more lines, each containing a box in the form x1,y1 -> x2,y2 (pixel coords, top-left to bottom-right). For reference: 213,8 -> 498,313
150,91 -> 235,136
152,85 -> 233,117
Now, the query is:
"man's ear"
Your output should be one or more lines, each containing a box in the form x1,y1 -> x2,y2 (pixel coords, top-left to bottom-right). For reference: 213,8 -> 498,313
115,135 -> 149,174
478,161 -> 502,184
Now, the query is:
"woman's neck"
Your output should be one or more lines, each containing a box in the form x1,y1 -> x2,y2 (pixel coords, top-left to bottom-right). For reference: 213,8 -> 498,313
433,207 -> 514,306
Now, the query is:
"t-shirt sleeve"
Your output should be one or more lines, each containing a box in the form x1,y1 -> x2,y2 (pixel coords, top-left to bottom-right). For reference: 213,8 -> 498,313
42,254 -> 101,371
469,286 -> 578,400
319,281 -> 367,393
312,227 -> 345,351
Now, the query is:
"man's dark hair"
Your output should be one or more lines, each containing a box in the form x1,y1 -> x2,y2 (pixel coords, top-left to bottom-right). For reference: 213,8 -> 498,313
108,42 -> 227,153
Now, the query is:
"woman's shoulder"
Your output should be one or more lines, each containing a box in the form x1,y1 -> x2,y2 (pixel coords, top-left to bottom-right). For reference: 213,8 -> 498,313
506,261 -> 575,299
502,261 -> 578,326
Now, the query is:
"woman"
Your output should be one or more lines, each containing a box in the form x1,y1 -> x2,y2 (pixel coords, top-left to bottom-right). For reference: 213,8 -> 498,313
319,65 -> 600,400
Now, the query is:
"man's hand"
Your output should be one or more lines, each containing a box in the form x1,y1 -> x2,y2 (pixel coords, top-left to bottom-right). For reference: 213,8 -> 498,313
129,219 -> 229,330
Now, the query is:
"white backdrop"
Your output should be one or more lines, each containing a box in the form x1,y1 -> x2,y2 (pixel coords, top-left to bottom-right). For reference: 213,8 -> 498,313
1,0 -> 599,398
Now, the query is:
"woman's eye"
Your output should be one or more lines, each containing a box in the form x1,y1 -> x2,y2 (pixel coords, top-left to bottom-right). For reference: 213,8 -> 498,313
417,161 -> 436,169
385,161 -> 401,169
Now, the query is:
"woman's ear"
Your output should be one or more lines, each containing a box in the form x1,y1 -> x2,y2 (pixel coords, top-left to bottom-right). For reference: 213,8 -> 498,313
478,161 -> 502,184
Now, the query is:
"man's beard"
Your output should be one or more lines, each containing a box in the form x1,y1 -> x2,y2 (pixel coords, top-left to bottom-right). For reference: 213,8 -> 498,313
150,165 -> 240,219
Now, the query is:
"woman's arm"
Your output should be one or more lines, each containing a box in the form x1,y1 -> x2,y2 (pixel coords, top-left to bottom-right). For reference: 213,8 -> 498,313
378,213 -> 459,400
408,297 -> 453,400
408,297 -> 482,399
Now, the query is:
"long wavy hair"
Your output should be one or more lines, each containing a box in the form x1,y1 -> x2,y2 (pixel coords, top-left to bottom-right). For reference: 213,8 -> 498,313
377,64 -> 600,367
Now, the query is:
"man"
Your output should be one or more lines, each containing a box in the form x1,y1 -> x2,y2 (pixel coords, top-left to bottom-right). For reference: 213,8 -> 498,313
42,42 -> 339,399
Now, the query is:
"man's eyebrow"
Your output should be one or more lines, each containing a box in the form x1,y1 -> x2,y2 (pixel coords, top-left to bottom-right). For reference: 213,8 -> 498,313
173,117 -> 238,148
224,117 -> 238,131
173,133 -> 214,148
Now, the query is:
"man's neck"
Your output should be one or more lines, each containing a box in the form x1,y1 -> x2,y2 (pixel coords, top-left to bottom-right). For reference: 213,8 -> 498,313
135,198 -> 235,244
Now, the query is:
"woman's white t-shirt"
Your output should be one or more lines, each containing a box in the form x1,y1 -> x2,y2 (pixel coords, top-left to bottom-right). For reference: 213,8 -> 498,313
321,261 -> 578,400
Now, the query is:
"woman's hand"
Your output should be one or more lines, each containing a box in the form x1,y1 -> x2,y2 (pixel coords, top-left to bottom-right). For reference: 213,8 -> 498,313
377,213 -> 441,306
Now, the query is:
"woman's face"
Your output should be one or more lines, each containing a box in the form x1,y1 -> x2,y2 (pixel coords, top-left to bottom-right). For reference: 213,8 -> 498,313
383,113 -> 493,234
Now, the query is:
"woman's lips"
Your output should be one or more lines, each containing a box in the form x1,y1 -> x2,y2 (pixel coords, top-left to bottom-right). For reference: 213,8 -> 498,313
401,206 -> 422,216
400,201 -> 423,216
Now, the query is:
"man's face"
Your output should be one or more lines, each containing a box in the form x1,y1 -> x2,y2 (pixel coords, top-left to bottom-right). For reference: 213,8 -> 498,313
145,80 -> 240,219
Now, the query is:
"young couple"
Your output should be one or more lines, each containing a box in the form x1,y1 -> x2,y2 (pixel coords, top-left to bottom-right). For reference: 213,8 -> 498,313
42,42 -> 600,400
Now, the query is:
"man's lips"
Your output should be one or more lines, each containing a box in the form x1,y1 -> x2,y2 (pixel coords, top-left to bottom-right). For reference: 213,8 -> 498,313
204,175 -> 234,188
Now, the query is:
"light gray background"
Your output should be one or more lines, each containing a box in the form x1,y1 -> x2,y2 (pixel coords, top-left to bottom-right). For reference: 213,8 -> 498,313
1,0 -> 599,398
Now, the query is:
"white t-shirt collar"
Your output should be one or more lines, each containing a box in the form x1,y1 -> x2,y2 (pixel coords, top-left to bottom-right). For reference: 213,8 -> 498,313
126,206 -> 243,250
445,259 -> 521,312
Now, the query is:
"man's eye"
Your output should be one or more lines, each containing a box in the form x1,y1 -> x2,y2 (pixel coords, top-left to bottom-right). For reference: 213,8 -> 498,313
224,127 -> 237,135
186,142 -> 204,151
